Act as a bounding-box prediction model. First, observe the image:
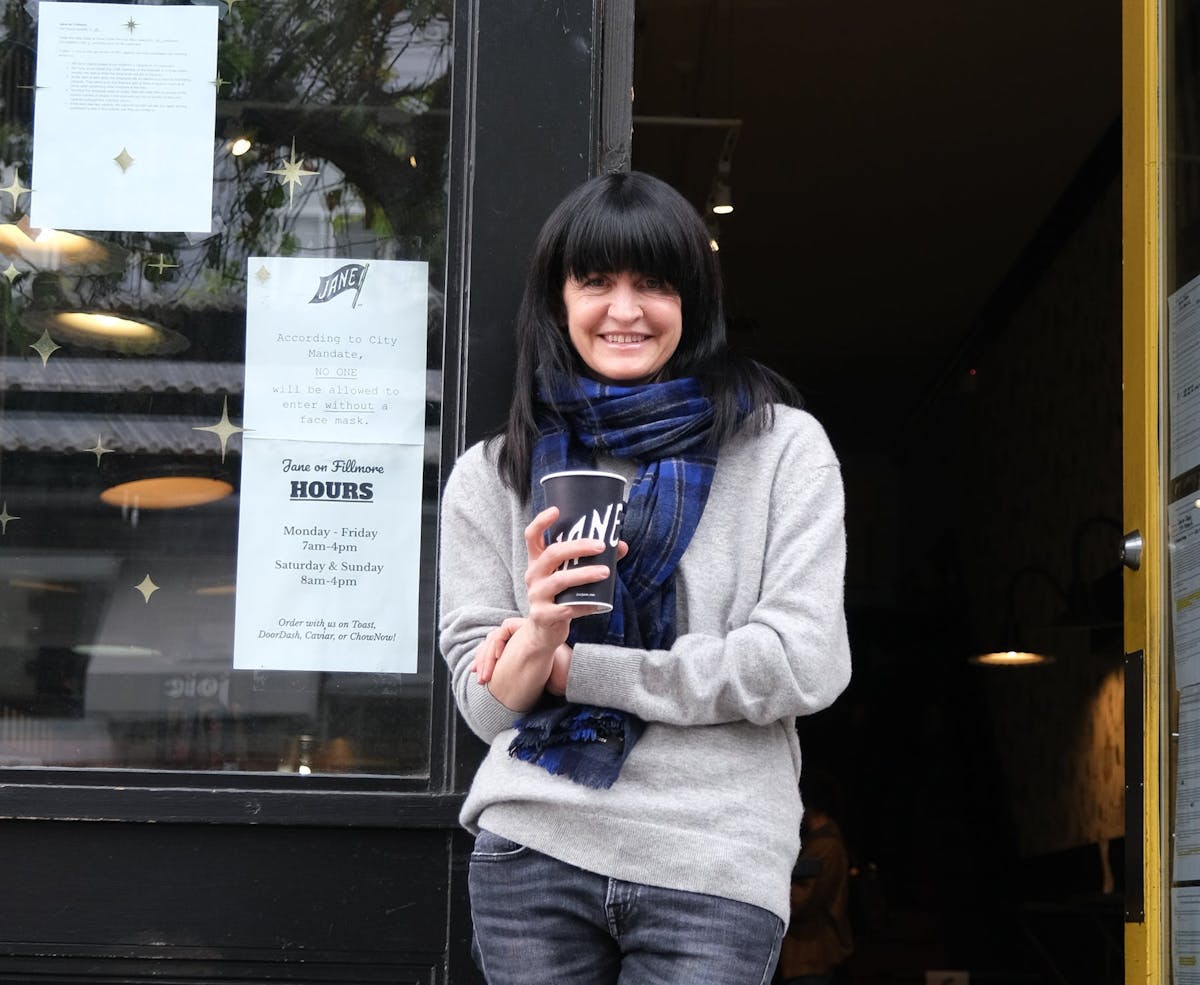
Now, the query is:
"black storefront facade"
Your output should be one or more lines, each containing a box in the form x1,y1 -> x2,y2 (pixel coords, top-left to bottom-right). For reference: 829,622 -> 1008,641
6,0 -> 1200,982
0,2 -> 630,982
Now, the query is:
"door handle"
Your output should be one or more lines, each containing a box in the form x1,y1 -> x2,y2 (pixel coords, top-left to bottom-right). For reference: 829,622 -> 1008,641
1121,530 -> 1143,571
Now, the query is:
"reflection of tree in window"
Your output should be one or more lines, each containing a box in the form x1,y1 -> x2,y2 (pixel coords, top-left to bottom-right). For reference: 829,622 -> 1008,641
0,0 -> 451,775
0,0 -> 451,350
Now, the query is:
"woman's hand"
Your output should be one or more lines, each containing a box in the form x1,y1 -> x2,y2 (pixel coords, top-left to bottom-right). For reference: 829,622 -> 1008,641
477,506 -> 612,711
521,505 -> 611,644
472,617 -> 525,684
476,628 -> 572,696
474,531 -> 629,702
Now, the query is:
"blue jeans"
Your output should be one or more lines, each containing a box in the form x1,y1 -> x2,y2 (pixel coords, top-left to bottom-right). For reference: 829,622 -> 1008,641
469,830 -> 783,985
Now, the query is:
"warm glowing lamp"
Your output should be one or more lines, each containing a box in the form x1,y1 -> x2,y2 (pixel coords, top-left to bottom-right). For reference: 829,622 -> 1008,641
230,137 -> 252,156
969,565 -> 1067,667
710,179 -> 734,215
100,476 -> 233,510
56,312 -> 158,343
23,309 -> 187,355
969,649 -> 1054,667
0,216 -> 126,273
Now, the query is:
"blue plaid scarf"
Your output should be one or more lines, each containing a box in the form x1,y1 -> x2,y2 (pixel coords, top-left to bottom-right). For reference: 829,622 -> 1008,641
507,374 -> 721,788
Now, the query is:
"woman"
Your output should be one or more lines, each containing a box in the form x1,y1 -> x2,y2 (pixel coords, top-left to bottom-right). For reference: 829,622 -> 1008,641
438,170 -> 851,985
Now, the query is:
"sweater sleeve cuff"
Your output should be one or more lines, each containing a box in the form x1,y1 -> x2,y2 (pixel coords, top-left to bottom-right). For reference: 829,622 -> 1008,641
469,681 -> 524,737
566,642 -> 644,709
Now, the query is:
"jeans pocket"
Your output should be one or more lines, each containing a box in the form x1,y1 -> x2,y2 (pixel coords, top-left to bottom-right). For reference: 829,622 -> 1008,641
471,828 -> 530,860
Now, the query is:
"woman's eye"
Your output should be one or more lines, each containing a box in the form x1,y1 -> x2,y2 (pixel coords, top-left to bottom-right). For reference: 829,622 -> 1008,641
580,275 -> 608,288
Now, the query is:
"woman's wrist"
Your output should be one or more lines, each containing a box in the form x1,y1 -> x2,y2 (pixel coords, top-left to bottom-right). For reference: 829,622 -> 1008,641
547,644 -> 573,697
484,628 -> 557,711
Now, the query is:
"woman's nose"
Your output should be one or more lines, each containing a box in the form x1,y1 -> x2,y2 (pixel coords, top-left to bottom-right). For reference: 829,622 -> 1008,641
608,283 -> 642,320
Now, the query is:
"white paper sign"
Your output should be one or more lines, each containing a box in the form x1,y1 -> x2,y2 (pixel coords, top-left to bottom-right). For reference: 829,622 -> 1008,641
233,439 -> 423,674
244,257 -> 428,445
1178,685 -> 1200,882
1174,885 -> 1200,982
1170,270 -> 1200,479
30,2 -> 218,233
1171,493 -> 1200,690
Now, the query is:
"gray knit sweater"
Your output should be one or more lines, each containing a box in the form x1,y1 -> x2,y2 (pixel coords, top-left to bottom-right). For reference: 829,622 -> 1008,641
438,405 -> 851,923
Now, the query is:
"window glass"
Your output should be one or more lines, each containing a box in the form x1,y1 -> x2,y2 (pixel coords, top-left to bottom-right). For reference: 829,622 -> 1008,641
1168,0 -> 1200,955
0,0 -> 451,776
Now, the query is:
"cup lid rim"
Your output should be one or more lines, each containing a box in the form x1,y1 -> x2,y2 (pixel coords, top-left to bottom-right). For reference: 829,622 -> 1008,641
539,469 -> 627,485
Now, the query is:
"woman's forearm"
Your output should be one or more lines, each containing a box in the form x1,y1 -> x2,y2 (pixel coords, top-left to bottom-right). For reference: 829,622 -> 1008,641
483,623 -> 560,711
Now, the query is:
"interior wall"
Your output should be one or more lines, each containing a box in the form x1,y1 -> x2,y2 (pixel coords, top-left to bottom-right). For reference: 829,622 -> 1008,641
902,175 -> 1123,860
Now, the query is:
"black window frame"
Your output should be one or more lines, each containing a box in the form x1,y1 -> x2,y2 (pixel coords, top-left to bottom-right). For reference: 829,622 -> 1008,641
0,0 -> 634,831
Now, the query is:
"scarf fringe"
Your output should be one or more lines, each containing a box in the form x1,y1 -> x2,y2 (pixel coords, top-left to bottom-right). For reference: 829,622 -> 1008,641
509,704 -> 641,790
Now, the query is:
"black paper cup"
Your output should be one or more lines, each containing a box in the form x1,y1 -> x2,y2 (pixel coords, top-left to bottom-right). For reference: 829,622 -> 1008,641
540,469 -> 627,614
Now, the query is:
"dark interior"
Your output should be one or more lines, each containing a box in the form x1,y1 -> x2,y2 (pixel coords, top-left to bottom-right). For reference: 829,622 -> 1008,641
631,2 -> 1125,981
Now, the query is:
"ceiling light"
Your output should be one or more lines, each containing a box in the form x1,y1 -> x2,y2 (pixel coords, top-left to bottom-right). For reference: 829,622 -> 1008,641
58,312 -> 157,342
8,578 -> 78,593
969,649 -> 1055,667
708,124 -> 739,217
71,644 -> 161,659
0,216 -> 127,273
710,179 -> 734,215
24,309 -> 188,355
101,475 -> 233,510
969,564 -> 1068,667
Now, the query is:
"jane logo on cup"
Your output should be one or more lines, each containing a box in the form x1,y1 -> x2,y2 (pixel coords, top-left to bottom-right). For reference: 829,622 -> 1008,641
540,470 -> 627,614
553,502 -> 624,552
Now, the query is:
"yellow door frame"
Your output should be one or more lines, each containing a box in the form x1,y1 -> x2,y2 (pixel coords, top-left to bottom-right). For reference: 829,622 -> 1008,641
1123,0 -> 1165,980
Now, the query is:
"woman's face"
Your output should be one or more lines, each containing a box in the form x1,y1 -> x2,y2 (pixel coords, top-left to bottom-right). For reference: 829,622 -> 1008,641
562,270 -> 683,386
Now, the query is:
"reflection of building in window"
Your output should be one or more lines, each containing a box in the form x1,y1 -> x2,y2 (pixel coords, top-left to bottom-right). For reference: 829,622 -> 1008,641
0,0 -> 454,777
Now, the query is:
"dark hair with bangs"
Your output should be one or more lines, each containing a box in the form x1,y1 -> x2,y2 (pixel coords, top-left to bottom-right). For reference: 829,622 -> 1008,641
495,171 -> 800,500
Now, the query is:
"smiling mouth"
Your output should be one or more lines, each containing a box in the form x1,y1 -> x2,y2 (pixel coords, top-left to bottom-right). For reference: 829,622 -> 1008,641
602,334 -> 648,344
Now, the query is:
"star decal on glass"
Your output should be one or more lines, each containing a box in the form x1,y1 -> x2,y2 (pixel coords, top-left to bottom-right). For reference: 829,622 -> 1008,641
0,168 -> 31,207
145,253 -> 179,277
125,17 -> 138,34
192,395 -> 245,462
255,265 -> 270,283
134,574 -> 159,602
29,329 -> 61,366
84,434 -> 115,465
4,263 -> 22,283
266,137 -> 318,209
0,502 -> 19,534
114,148 -> 135,173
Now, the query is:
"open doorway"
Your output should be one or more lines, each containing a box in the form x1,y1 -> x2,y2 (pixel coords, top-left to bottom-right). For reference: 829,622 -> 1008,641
631,2 -> 1124,982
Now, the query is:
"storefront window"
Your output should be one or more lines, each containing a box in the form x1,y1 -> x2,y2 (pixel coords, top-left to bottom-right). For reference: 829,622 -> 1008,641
0,0 -> 451,776
1168,0 -> 1200,960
